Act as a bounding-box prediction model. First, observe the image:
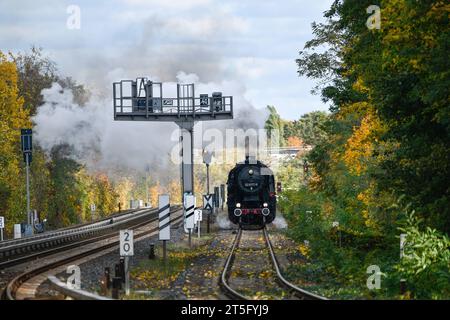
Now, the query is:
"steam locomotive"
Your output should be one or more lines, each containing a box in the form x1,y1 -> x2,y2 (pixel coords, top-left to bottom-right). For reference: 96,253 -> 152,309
227,157 -> 276,229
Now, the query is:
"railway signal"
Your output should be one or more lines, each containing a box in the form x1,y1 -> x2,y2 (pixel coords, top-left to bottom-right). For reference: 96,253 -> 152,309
21,129 -> 33,235
203,150 -> 213,233
158,194 -> 170,264
119,229 -> 134,296
277,182 -> 282,193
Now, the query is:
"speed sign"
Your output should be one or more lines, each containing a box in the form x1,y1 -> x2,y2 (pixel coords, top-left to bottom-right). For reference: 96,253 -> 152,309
120,230 -> 134,256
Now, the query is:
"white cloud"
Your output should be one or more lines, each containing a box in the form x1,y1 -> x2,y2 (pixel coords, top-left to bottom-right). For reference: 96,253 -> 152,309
121,0 -> 212,10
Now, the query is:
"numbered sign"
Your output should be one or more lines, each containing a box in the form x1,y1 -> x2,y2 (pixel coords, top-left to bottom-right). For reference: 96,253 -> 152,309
200,94 -> 208,106
158,194 -> 170,241
0,216 -> 4,229
162,99 -> 174,106
90,204 -> 96,211
194,209 -> 202,222
120,230 -> 134,256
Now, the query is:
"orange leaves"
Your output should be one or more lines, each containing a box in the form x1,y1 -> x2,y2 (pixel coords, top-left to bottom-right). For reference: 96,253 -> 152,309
342,111 -> 385,176
286,136 -> 303,148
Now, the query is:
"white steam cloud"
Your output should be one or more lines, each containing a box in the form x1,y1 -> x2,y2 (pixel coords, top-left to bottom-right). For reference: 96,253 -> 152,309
33,71 -> 268,176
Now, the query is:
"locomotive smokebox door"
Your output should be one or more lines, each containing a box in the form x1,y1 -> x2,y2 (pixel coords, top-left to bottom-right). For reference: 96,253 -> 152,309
277,182 -> 282,193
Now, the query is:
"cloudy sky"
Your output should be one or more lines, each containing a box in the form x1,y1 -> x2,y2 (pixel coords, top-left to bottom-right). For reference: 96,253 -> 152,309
0,0 -> 333,120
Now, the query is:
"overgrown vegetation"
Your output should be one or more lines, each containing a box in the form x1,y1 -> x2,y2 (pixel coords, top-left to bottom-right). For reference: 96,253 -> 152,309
274,0 -> 449,299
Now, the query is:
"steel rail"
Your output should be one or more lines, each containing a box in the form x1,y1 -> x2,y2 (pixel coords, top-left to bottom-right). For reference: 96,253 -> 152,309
0,208 -> 143,248
0,208 -> 158,264
4,208 -> 184,300
220,228 -> 327,300
220,228 -> 248,299
262,228 -> 327,300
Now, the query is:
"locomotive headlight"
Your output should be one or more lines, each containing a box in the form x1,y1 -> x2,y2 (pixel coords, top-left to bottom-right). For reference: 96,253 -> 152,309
262,208 -> 270,216
236,203 -> 241,208
263,203 -> 268,208
234,208 -> 242,217
248,169 -> 254,175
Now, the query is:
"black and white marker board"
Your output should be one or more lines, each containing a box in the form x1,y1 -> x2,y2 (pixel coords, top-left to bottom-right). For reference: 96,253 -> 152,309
184,194 -> 195,230
158,194 -> 170,241
120,230 -> 134,256
203,194 -> 213,210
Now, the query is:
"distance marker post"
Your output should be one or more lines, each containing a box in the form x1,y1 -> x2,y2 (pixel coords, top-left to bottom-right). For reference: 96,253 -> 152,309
119,229 -> 134,296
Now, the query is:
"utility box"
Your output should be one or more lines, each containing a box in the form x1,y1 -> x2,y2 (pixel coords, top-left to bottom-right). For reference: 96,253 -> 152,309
14,224 -> 22,239
130,199 -> 144,209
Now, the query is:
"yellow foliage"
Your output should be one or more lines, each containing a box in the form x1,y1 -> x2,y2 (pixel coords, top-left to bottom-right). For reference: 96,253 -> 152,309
0,51 -> 31,230
343,112 -> 384,176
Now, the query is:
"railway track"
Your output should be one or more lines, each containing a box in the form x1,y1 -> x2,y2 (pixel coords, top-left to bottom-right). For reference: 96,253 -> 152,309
0,207 -> 156,269
220,227 -> 327,300
3,206 -> 183,300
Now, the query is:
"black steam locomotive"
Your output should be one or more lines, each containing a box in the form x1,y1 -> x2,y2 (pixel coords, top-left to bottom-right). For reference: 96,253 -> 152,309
227,157 -> 276,229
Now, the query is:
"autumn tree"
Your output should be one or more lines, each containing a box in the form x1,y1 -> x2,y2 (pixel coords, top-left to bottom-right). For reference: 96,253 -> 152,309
0,51 -> 32,233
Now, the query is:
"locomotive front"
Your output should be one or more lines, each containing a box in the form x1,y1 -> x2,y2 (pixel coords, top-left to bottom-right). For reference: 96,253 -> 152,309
227,158 -> 276,228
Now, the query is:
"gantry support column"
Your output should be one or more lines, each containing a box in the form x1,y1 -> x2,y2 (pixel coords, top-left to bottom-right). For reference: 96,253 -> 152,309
176,121 -> 195,198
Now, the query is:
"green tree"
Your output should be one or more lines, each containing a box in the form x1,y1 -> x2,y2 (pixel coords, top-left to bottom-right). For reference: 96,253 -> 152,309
264,105 -> 285,146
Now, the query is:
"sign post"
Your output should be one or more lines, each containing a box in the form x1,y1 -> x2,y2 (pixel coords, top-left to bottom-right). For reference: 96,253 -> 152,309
203,194 -> 213,233
194,209 -> 202,238
119,230 -> 134,296
158,195 -> 170,264
214,186 -> 220,213
400,233 -> 407,294
203,150 -> 213,233
0,216 -> 4,241
220,184 -> 225,210
90,204 -> 96,222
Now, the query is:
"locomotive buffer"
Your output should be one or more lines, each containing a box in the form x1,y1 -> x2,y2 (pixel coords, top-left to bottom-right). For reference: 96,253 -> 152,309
113,78 -> 233,198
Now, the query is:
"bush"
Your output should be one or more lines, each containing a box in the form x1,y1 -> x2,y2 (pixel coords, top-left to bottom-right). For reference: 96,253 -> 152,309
396,211 -> 450,299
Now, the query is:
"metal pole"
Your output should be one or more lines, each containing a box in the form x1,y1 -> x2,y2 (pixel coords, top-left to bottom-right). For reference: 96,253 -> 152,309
124,256 -> 130,296
206,163 -> 210,233
198,218 -> 200,238
163,240 -> 167,264
0,228 -> 3,241
188,228 -> 192,248
206,163 -> 210,194
177,122 -> 195,198
25,153 -> 32,235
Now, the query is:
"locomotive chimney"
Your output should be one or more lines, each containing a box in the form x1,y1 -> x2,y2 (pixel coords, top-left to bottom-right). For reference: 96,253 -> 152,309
244,136 -> 257,164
